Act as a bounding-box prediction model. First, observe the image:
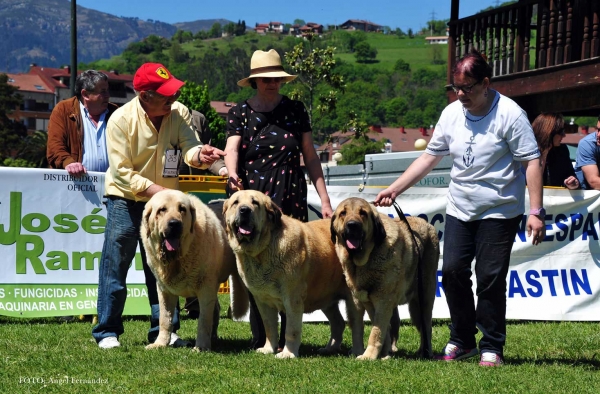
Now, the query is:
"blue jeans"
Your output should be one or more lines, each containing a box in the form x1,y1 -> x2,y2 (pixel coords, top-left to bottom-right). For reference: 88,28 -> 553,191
92,196 -> 180,343
442,214 -> 522,356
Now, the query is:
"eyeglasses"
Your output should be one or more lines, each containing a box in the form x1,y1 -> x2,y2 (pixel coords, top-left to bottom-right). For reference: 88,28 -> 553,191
450,81 -> 481,94
260,77 -> 282,84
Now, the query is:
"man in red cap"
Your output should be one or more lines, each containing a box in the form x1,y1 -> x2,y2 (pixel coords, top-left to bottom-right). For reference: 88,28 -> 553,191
92,63 -> 225,349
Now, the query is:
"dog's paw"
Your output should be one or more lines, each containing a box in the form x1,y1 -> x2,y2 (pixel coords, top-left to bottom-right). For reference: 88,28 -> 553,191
192,346 -> 211,353
256,346 -> 275,355
381,355 -> 392,360
356,352 -> 377,360
145,343 -> 167,350
276,350 -> 297,359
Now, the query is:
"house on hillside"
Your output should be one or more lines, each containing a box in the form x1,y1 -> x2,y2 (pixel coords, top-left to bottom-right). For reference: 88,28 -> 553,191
340,19 -> 382,32
447,0 -> 599,119
254,23 -> 270,34
5,64 -> 134,132
298,22 -> 324,36
425,36 -> 449,44
269,21 -> 285,33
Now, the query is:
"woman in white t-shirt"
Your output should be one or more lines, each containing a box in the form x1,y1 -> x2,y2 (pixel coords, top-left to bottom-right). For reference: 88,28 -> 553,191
374,49 -> 545,367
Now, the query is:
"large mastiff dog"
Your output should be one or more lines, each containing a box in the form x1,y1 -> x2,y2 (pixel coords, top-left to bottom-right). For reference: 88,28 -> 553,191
141,190 -> 248,351
330,197 -> 439,360
223,190 -> 363,359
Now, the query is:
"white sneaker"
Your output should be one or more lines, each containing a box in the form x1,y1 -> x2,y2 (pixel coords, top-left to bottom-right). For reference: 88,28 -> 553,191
98,337 -> 120,349
169,333 -> 191,348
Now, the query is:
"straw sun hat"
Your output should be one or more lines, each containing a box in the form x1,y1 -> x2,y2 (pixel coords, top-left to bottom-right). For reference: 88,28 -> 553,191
237,49 -> 297,87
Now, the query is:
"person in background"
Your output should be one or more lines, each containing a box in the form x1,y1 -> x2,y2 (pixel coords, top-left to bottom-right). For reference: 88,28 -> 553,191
179,108 -> 228,177
374,49 -> 545,367
531,113 -> 579,189
92,63 -> 225,349
224,49 -> 333,351
574,114 -> 600,190
47,70 -> 118,176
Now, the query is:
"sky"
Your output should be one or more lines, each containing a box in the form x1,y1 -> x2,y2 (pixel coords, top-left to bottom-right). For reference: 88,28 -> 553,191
74,0 -> 500,33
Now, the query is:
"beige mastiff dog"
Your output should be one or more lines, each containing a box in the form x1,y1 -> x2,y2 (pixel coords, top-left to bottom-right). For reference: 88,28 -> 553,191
223,190 -> 363,359
330,197 -> 439,360
141,190 -> 248,351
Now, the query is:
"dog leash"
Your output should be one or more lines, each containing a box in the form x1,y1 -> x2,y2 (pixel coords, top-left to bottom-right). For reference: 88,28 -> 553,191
390,201 -> 432,358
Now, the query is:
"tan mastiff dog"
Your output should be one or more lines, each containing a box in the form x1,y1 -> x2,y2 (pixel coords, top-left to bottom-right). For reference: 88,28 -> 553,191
141,190 -> 248,351
330,197 -> 439,360
223,190 -> 363,359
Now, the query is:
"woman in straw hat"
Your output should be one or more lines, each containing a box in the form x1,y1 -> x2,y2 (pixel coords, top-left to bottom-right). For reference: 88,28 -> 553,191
224,49 -> 333,351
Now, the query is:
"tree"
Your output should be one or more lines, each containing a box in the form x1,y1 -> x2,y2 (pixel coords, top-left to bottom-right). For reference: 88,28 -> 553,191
338,111 -> 385,165
223,22 -> 236,36
354,41 -> 377,63
293,19 -> 306,26
177,81 -> 227,150
209,22 -> 222,38
0,73 -> 26,163
393,58 -> 411,72
284,40 -> 345,141
408,28 -> 414,38
16,130 -> 47,168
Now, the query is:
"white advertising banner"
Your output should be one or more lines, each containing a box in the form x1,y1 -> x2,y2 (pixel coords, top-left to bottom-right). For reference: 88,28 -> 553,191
0,168 -> 149,317
1,167 -> 599,321
307,185 -> 600,322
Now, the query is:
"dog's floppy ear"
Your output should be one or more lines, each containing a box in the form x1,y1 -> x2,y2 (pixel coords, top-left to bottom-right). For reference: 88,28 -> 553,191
330,213 -> 338,245
371,209 -> 386,246
189,203 -> 196,234
266,199 -> 282,228
142,203 -> 153,239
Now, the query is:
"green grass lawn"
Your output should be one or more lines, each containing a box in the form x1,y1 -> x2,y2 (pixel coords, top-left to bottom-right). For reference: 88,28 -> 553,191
1,295 -> 598,393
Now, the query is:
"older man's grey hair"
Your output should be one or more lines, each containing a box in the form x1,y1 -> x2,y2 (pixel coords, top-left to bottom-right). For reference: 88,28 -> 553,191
75,70 -> 108,101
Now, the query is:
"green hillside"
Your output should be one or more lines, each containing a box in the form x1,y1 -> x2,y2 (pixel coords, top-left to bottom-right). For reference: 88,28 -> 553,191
93,31 -> 447,75
84,30 -> 450,138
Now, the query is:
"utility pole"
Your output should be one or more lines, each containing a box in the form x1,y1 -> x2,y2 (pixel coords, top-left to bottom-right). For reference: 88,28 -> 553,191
430,10 -> 436,36
70,0 -> 77,97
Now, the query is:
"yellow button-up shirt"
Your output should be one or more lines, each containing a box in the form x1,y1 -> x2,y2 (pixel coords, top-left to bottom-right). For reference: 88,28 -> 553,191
105,98 -> 204,201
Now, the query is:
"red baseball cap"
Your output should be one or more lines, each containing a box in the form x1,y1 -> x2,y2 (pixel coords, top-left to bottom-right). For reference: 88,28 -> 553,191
133,63 -> 185,96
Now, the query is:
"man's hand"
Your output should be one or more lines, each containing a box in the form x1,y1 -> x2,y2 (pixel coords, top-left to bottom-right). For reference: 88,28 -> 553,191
65,162 -> 87,177
526,215 -> 546,245
198,145 -> 226,166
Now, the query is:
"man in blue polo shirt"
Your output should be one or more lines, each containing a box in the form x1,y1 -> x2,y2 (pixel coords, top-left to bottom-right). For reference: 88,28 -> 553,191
574,115 -> 600,190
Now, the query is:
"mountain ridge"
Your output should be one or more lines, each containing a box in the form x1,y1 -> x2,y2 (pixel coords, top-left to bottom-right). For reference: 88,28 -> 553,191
0,0 -> 232,73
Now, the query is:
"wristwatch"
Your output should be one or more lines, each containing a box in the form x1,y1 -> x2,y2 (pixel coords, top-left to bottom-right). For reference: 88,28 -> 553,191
529,207 -> 546,217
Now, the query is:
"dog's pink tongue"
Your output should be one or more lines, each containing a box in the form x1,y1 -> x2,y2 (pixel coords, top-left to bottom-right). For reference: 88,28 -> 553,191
239,226 -> 252,235
346,239 -> 359,250
164,238 -> 180,251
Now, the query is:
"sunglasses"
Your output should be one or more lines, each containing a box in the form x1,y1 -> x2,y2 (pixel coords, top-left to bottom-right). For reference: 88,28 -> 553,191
450,81 -> 481,94
260,77 -> 283,84
552,128 -> 566,137
152,90 -> 181,103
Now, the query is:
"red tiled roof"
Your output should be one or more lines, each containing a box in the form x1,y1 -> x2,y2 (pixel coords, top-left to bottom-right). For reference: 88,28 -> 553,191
210,101 -> 236,116
5,73 -> 54,93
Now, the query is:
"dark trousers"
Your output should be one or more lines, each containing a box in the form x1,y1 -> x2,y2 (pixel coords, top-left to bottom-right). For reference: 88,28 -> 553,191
442,214 -> 522,356
248,293 -> 286,350
92,196 -> 180,344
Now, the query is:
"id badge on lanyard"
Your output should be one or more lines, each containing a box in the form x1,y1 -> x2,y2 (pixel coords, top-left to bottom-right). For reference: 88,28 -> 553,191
163,148 -> 181,178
